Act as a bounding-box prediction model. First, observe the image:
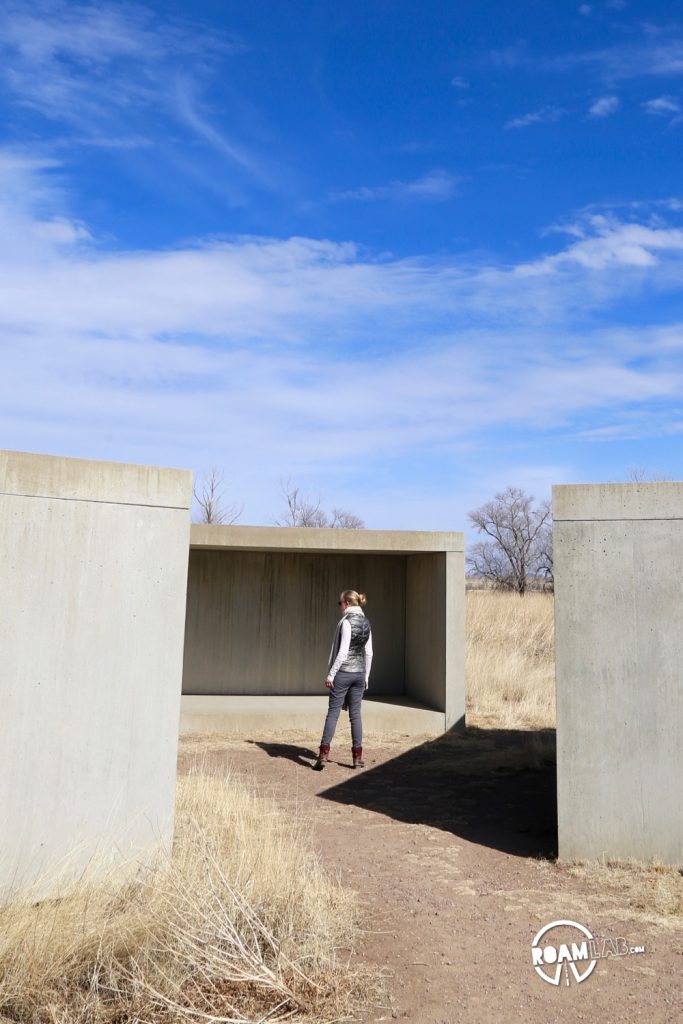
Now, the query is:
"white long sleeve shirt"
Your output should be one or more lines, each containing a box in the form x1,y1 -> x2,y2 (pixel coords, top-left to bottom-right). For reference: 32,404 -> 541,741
326,612 -> 373,684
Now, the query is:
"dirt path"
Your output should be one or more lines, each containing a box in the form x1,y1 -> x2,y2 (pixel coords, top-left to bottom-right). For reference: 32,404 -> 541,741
179,729 -> 682,1024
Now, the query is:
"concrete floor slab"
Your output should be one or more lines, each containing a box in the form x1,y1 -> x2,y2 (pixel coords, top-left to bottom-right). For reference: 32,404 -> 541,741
180,694 -> 446,736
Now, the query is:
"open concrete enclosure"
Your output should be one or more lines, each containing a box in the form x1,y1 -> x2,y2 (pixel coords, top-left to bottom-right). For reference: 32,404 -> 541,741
0,450 -> 192,899
554,483 -> 683,865
182,525 -> 465,736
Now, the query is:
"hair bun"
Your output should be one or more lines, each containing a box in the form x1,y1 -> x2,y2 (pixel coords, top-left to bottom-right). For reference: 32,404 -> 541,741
358,592 -> 367,607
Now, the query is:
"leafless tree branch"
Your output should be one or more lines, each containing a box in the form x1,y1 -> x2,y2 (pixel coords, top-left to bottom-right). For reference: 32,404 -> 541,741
467,486 -> 552,594
193,469 -> 243,525
275,481 -> 365,529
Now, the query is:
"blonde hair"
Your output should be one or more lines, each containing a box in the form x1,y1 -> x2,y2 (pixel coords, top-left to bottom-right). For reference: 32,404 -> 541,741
341,589 -> 367,607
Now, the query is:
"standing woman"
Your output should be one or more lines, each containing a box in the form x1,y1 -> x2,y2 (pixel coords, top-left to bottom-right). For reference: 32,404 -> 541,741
314,590 -> 373,770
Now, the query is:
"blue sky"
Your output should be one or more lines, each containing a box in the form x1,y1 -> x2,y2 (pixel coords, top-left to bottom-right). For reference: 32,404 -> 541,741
1,0 -> 682,528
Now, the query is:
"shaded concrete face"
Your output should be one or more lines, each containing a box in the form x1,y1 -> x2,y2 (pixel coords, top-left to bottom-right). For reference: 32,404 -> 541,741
553,483 -> 683,865
183,526 -> 465,730
183,550 -> 406,696
406,552 -> 465,730
0,450 -> 192,898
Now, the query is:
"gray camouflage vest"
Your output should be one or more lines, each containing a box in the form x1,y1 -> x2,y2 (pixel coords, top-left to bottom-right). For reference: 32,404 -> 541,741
340,614 -> 372,672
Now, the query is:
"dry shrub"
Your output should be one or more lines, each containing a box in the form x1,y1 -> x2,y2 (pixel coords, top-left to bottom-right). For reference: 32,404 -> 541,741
0,764 -> 372,1023
564,858 -> 683,924
466,590 -> 555,730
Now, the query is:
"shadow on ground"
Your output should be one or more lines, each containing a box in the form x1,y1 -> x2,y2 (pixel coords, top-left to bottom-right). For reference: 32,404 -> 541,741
251,729 -> 557,858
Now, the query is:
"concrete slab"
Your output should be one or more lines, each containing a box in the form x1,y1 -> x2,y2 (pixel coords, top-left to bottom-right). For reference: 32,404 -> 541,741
553,481 -> 683,865
180,695 -> 446,736
191,523 -> 464,554
183,526 -> 466,734
0,450 -> 192,899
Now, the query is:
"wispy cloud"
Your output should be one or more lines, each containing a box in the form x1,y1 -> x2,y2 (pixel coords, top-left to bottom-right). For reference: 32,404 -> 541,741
3,155 -> 683,524
642,95 -> 681,116
589,95 -> 620,117
332,170 -> 458,203
0,1 -> 282,193
505,106 -> 565,130
550,32 -> 683,82
451,76 -> 470,89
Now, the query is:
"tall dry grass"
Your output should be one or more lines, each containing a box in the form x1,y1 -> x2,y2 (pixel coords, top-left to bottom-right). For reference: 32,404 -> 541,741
0,764 -> 371,1023
466,590 -> 555,730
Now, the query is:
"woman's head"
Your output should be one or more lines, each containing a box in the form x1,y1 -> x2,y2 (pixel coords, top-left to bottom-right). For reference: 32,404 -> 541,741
339,589 -> 367,609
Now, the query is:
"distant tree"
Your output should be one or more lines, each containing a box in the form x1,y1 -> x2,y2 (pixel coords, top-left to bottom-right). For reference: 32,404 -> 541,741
275,480 -> 365,529
193,469 -> 242,525
626,466 -> 673,483
329,507 -> 365,529
467,486 -> 552,595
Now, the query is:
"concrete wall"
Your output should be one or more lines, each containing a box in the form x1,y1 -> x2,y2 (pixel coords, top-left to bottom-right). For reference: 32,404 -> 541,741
405,552 -> 465,730
554,483 -> 683,865
0,450 -> 192,898
183,550 -> 406,696
183,525 -> 465,726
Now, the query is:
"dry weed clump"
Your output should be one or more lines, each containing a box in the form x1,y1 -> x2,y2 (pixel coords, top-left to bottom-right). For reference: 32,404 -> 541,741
466,590 -> 555,730
563,858 -> 683,925
0,764 -> 372,1023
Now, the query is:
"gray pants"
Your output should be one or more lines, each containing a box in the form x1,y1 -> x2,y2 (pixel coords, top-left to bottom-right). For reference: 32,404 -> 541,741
321,670 -> 365,748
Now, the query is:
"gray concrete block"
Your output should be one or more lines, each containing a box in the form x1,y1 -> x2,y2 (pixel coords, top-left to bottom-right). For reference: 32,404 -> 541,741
554,482 -> 683,865
0,450 -> 192,899
183,526 -> 465,732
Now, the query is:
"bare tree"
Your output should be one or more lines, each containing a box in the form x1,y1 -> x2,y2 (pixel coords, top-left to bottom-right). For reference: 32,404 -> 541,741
275,481 -> 327,527
329,507 -> 365,529
193,469 -> 242,525
467,487 -> 552,595
626,466 -> 673,483
275,480 -> 365,528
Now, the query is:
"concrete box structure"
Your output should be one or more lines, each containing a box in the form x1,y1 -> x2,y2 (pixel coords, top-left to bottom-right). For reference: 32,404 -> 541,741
182,525 -> 465,735
0,450 -> 192,898
554,483 -> 683,865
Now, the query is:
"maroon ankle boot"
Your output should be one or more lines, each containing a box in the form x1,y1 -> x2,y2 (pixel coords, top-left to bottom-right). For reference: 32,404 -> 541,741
314,743 -> 330,770
352,746 -> 365,769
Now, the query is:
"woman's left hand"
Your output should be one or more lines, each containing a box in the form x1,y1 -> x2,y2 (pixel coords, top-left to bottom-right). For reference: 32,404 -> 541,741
324,679 -> 334,689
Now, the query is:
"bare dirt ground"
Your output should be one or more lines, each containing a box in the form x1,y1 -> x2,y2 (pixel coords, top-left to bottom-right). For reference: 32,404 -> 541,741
178,728 -> 683,1024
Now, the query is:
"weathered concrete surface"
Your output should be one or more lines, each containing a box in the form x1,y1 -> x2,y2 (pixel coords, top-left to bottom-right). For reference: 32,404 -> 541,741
183,550 -> 406,696
0,450 -> 192,898
405,552 -> 465,731
190,523 -> 463,554
554,483 -> 683,865
183,527 -> 465,732
180,695 -> 446,736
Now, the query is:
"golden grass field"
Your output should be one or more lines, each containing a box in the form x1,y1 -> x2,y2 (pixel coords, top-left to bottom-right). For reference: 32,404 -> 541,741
466,590 -> 555,731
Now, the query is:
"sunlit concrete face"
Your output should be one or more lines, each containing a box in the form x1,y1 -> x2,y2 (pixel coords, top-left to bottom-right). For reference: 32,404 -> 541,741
0,450 -> 192,900
182,525 -> 465,733
554,483 -> 683,866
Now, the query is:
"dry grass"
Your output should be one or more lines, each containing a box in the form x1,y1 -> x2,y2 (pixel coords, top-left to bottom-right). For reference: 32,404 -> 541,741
466,590 -> 555,730
560,858 -> 683,927
0,763 -> 375,1023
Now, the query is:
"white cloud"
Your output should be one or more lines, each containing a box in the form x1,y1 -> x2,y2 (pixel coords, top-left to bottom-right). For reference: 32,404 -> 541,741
521,212 -> 683,272
642,95 -> 681,116
0,1 -> 279,191
505,106 -> 564,130
332,170 -> 458,203
579,5 -> 592,16
589,95 -> 620,117
3,156 -> 683,523
551,35 -> 683,82
451,76 -> 470,89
